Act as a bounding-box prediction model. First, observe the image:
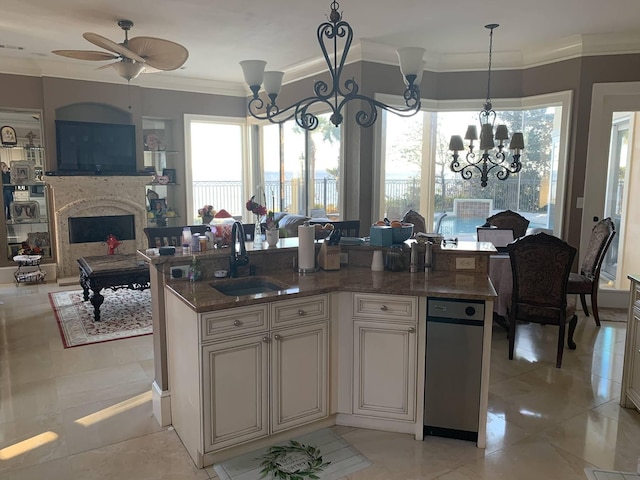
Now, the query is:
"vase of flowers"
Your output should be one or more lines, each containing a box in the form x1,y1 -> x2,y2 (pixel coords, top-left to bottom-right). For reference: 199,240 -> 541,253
265,211 -> 279,247
246,195 -> 267,247
198,205 -> 215,224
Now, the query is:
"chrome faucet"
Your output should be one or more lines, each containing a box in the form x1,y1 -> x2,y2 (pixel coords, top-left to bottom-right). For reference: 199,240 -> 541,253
229,221 -> 249,277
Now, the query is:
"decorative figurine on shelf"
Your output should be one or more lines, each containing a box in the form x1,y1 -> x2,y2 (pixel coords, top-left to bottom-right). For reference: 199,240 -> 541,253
106,234 -> 121,255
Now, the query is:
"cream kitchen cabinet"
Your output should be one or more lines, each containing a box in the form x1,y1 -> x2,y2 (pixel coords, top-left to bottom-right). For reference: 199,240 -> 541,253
165,291 -> 329,468
352,293 -> 418,422
621,275 -> 640,410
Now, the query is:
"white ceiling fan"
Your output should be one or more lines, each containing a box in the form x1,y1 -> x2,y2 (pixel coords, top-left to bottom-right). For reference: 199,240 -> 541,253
52,19 -> 189,81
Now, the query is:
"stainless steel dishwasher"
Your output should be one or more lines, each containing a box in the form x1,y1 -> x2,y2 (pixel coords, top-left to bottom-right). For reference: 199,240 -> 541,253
424,297 -> 484,442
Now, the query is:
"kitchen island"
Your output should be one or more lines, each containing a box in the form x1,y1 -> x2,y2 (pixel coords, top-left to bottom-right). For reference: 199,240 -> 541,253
141,240 -> 497,468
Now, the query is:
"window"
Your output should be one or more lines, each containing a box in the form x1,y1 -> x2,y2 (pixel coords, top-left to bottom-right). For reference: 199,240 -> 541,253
185,115 -> 247,221
377,92 -> 571,239
259,113 -> 342,219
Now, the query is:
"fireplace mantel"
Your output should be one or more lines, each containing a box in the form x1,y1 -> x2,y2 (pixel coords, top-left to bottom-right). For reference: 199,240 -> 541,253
47,175 -> 152,279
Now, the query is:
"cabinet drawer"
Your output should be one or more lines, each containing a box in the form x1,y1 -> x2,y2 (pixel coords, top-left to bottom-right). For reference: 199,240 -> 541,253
271,294 -> 329,328
634,281 -> 640,309
200,304 -> 268,342
352,293 -> 417,323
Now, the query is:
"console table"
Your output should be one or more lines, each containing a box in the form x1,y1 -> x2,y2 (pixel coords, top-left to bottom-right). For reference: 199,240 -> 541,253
77,254 -> 150,321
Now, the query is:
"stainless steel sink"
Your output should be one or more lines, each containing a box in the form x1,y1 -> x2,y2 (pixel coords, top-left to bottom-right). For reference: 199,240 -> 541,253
210,276 -> 289,297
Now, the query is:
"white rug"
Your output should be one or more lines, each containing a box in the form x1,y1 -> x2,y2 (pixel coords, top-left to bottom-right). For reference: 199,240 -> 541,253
213,429 -> 371,480
49,288 -> 152,348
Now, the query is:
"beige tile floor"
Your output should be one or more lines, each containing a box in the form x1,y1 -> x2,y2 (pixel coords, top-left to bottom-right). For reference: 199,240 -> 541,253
1,282 -> 638,479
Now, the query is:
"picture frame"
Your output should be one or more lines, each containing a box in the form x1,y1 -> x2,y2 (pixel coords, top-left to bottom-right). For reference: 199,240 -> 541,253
1,125 -> 17,146
162,168 -> 176,184
10,201 -> 40,222
10,160 -> 35,184
149,198 -> 167,215
27,232 -> 51,256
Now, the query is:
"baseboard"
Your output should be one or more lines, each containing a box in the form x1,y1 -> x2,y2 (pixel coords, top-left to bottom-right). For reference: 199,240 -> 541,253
152,381 -> 172,427
58,276 -> 79,287
599,288 -> 630,309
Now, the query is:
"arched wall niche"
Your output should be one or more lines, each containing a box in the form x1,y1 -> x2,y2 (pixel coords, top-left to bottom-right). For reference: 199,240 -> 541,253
55,102 -> 132,124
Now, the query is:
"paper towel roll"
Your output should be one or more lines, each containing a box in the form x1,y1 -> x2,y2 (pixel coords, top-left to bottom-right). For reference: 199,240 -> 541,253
298,223 -> 316,271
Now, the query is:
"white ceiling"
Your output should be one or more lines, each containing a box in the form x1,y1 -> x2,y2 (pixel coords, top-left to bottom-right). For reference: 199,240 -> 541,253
3,0 -> 640,95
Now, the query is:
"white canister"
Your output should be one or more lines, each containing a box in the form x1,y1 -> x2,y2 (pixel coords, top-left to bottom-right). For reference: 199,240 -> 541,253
371,250 -> 384,271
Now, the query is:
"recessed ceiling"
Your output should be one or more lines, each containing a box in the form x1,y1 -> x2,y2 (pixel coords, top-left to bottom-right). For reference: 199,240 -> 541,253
2,0 -> 640,94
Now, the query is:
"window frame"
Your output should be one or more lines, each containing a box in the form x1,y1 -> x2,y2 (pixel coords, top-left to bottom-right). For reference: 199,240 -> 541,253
373,91 -> 573,234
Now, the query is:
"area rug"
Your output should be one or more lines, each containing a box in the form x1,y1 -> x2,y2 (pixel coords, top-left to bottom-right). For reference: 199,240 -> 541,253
213,428 -> 371,480
49,289 -> 152,348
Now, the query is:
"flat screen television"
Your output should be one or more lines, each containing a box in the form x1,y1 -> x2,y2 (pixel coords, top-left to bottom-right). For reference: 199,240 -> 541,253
55,120 -> 137,174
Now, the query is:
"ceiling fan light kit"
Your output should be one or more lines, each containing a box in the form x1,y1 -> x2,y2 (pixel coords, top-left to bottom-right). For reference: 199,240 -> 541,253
52,19 -> 188,82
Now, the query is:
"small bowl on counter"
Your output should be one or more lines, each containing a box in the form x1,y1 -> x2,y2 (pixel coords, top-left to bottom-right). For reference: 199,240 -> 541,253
214,270 -> 228,278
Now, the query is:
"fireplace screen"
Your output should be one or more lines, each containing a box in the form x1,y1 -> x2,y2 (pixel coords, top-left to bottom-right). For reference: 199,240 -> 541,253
69,215 -> 135,244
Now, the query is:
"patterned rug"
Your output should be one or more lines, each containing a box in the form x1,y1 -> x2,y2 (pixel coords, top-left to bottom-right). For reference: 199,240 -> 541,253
49,288 -> 152,348
213,428 -> 371,480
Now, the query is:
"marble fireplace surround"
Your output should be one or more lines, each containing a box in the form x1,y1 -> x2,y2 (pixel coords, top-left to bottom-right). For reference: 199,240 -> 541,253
47,175 -> 150,279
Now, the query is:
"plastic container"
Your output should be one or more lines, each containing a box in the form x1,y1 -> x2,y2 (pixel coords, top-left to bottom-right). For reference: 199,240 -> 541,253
211,218 -> 235,246
370,225 -> 393,247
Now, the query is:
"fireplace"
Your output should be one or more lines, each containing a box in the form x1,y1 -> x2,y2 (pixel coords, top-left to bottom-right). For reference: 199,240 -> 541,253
69,215 -> 135,244
46,175 -> 151,279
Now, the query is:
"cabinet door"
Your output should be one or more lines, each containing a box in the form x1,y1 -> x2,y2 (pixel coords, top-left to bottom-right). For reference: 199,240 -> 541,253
271,322 -> 328,432
353,320 -> 417,421
202,334 -> 269,452
628,309 -> 640,406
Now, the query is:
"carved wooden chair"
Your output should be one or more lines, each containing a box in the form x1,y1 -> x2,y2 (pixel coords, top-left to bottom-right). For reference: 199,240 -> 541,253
144,225 -> 210,248
485,210 -> 530,238
567,217 -> 616,326
507,232 -> 578,368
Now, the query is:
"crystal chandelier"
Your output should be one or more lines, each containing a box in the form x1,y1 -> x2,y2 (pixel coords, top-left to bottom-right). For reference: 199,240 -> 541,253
448,24 -> 524,188
239,1 -> 425,130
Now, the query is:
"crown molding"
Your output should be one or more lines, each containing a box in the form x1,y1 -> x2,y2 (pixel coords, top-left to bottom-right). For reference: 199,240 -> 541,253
0,57 -> 247,97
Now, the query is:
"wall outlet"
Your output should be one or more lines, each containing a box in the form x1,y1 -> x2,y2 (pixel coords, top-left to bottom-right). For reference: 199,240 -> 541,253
455,257 -> 476,270
171,265 -> 190,279
340,252 -> 349,264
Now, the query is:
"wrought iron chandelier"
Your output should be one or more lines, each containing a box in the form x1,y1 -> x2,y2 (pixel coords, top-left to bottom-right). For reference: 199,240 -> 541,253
239,1 -> 425,130
448,24 -> 524,188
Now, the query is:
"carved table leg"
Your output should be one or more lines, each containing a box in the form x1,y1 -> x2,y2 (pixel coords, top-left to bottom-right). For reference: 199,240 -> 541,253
90,288 -> 104,321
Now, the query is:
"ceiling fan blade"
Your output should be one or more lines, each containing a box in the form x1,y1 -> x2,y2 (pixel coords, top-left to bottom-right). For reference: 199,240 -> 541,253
83,32 -> 146,63
127,36 -> 188,71
52,50 -> 118,61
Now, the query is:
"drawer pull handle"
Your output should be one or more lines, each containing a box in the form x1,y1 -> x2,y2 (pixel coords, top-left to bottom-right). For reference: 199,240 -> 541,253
298,309 -> 306,316
233,320 -> 242,326
262,336 -> 269,343
408,327 -> 415,333
380,305 -> 388,311
274,334 -> 281,340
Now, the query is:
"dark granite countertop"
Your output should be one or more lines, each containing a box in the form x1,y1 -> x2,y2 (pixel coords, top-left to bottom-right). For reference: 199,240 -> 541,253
166,266 -> 497,313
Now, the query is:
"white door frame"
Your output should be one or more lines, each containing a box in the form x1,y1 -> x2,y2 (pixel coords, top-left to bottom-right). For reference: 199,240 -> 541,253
583,82 -> 640,307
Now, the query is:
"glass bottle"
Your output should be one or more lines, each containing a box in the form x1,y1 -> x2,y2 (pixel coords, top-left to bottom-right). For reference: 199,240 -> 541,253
188,256 -> 201,282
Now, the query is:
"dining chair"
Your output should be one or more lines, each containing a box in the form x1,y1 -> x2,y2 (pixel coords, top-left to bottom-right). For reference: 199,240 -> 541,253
567,217 -> 616,326
507,232 -> 577,368
485,210 -> 530,238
